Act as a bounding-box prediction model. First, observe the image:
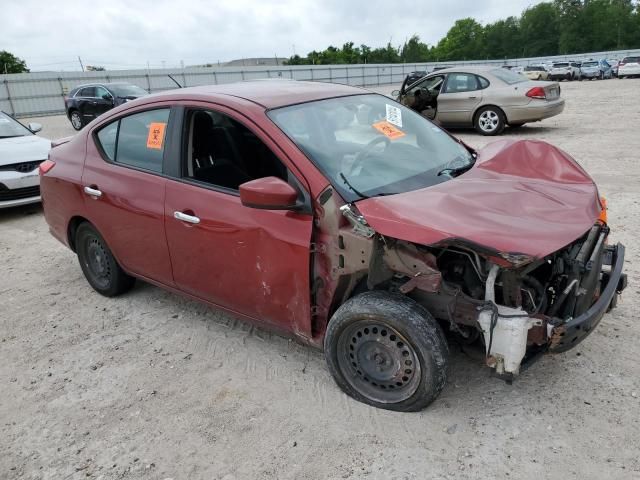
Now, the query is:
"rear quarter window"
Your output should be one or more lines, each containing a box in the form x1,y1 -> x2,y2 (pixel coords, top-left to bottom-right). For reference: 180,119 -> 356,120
94,108 -> 170,173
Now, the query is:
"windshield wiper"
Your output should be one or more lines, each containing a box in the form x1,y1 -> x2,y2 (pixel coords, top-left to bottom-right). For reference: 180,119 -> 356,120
437,158 -> 476,177
340,172 -> 370,200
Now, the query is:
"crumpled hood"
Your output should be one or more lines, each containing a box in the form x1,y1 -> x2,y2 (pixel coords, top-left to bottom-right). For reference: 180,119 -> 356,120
0,135 -> 51,166
357,139 -> 601,261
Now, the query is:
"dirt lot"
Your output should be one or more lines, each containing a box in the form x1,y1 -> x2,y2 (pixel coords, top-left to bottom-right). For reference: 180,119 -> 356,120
1,79 -> 639,480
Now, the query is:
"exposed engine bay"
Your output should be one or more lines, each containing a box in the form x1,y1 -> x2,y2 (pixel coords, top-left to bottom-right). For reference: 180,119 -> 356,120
312,198 -> 627,380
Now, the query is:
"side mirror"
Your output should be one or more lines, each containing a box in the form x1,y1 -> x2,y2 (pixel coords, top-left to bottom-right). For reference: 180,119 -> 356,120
239,176 -> 298,210
102,93 -> 113,102
391,89 -> 400,97
28,122 -> 42,133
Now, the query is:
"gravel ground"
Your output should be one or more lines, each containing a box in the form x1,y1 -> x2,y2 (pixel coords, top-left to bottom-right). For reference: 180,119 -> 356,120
1,79 -> 639,480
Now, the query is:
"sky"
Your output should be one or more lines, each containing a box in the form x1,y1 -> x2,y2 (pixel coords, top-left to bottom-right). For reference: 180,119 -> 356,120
2,0 -> 546,71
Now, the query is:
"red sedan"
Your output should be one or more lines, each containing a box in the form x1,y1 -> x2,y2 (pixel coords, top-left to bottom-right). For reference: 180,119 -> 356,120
40,80 -> 626,411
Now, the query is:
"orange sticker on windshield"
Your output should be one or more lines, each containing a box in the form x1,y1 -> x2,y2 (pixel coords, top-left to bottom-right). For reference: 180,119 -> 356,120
372,120 -> 405,140
146,122 -> 166,150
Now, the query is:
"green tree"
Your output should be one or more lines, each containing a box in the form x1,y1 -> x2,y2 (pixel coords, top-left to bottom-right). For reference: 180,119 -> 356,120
0,51 -> 29,74
483,17 -> 521,59
400,35 -> 431,62
520,3 -> 560,56
434,18 -> 485,61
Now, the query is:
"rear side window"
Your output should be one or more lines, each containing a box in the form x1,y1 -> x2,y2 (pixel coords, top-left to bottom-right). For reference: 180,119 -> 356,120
79,86 -> 96,97
94,108 -> 170,173
477,75 -> 490,88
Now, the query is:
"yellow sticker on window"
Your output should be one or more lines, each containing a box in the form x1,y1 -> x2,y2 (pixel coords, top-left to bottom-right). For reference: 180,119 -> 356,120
372,120 -> 406,140
146,122 -> 166,150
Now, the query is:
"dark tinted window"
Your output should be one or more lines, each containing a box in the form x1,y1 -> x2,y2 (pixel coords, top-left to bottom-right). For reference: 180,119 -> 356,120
95,108 -> 170,173
444,73 -> 479,93
79,86 -> 96,97
184,109 -> 287,191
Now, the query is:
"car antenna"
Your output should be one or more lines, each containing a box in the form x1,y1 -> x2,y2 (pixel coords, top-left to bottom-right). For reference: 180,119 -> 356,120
167,74 -> 183,88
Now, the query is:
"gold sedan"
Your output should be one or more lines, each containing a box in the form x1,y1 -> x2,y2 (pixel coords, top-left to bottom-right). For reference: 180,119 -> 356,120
523,65 -> 550,81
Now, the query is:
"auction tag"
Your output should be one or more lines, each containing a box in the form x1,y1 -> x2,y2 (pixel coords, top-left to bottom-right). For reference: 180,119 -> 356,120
146,122 -> 166,150
372,120 -> 406,140
385,104 -> 402,127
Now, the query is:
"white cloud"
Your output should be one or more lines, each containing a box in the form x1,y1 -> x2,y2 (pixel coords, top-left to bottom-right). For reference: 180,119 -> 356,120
2,0 -> 546,70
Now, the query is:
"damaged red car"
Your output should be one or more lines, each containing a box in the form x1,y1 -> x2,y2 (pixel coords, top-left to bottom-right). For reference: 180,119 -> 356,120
40,80 -> 627,411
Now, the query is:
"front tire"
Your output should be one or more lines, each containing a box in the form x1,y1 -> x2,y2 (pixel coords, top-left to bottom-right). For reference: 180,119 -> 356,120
324,291 -> 448,412
70,110 -> 84,131
474,106 -> 505,136
76,222 -> 135,297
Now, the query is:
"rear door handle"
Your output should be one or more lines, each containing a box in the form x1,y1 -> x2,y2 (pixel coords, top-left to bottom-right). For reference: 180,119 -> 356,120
174,211 -> 200,224
468,96 -> 478,99
84,186 -> 102,198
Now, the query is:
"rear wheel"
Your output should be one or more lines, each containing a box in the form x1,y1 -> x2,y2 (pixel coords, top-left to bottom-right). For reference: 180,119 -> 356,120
324,291 -> 448,412
474,106 -> 505,136
70,110 -> 83,130
76,222 -> 135,297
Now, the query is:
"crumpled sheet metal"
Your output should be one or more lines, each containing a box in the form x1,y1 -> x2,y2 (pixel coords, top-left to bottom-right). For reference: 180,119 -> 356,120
357,139 -> 601,260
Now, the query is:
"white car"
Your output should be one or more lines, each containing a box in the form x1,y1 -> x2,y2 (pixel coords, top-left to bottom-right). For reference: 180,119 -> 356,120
0,112 -> 51,208
618,56 -> 640,78
549,61 -> 581,81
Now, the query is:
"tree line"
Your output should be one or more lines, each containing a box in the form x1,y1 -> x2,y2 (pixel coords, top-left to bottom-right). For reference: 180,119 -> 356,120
285,0 -> 640,65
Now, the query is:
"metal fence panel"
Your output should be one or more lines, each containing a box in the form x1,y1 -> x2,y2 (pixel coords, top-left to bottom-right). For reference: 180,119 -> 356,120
2,47 -> 639,118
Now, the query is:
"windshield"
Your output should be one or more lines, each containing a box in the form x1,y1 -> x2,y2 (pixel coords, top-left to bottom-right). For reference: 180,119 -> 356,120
109,84 -> 147,97
0,112 -> 32,138
582,62 -> 598,67
525,66 -> 544,71
553,63 -> 569,68
490,68 -> 527,84
268,94 -> 474,202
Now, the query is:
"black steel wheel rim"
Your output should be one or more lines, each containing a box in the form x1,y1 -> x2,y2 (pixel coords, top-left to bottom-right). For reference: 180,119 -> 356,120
83,234 -> 111,289
337,320 -> 421,404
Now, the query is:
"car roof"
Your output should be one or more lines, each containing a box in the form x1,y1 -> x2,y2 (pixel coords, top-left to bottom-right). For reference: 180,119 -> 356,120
72,82 -> 138,89
141,80 -> 368,109
428,65 -> 498,75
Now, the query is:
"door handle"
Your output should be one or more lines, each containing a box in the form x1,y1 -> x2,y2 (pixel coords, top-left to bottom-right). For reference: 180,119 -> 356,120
84,186 -> 102,198
174,211 -> 200,224
468,96 -> 478,99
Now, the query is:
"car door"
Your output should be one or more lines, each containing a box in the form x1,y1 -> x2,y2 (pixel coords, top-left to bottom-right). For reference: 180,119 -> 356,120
163,104 -> 314,335
435,73 -> 483,125
77,86 -> 97,123
94,86 -> 114,118
82,105 -> 175,286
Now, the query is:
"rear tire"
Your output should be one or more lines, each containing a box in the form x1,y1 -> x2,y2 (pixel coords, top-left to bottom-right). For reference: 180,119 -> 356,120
324,291 -> 448,412
70,110 -> 84,131
474,106 -> 506,136
76,222 -> 135,297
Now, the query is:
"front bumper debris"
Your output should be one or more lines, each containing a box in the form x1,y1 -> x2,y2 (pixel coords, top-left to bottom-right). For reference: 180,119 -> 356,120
549,243 -> 626,353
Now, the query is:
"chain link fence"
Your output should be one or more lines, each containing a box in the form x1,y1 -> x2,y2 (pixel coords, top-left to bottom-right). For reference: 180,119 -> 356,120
2,48 -> 639,118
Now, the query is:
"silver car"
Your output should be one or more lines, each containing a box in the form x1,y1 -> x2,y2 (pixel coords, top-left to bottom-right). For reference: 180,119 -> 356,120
393,66 -> 565,135
0,112 -> 51,208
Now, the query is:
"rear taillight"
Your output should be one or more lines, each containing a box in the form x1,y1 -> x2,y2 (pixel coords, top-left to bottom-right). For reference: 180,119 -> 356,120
526,86 -> 546,99
39,159 -> 56,175
619,61 -> 625,66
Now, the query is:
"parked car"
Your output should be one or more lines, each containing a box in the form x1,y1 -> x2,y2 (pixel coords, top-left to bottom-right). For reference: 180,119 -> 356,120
617,56 -> 640,78
580,59 -> 612,80
403,71 -> 427,85
523,65 -> 549,81
40,80 -> 626,411
393,66 -> 564,135
549,61 -> 581,81
64,82 -> 148,131
0,111 -> 50,208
